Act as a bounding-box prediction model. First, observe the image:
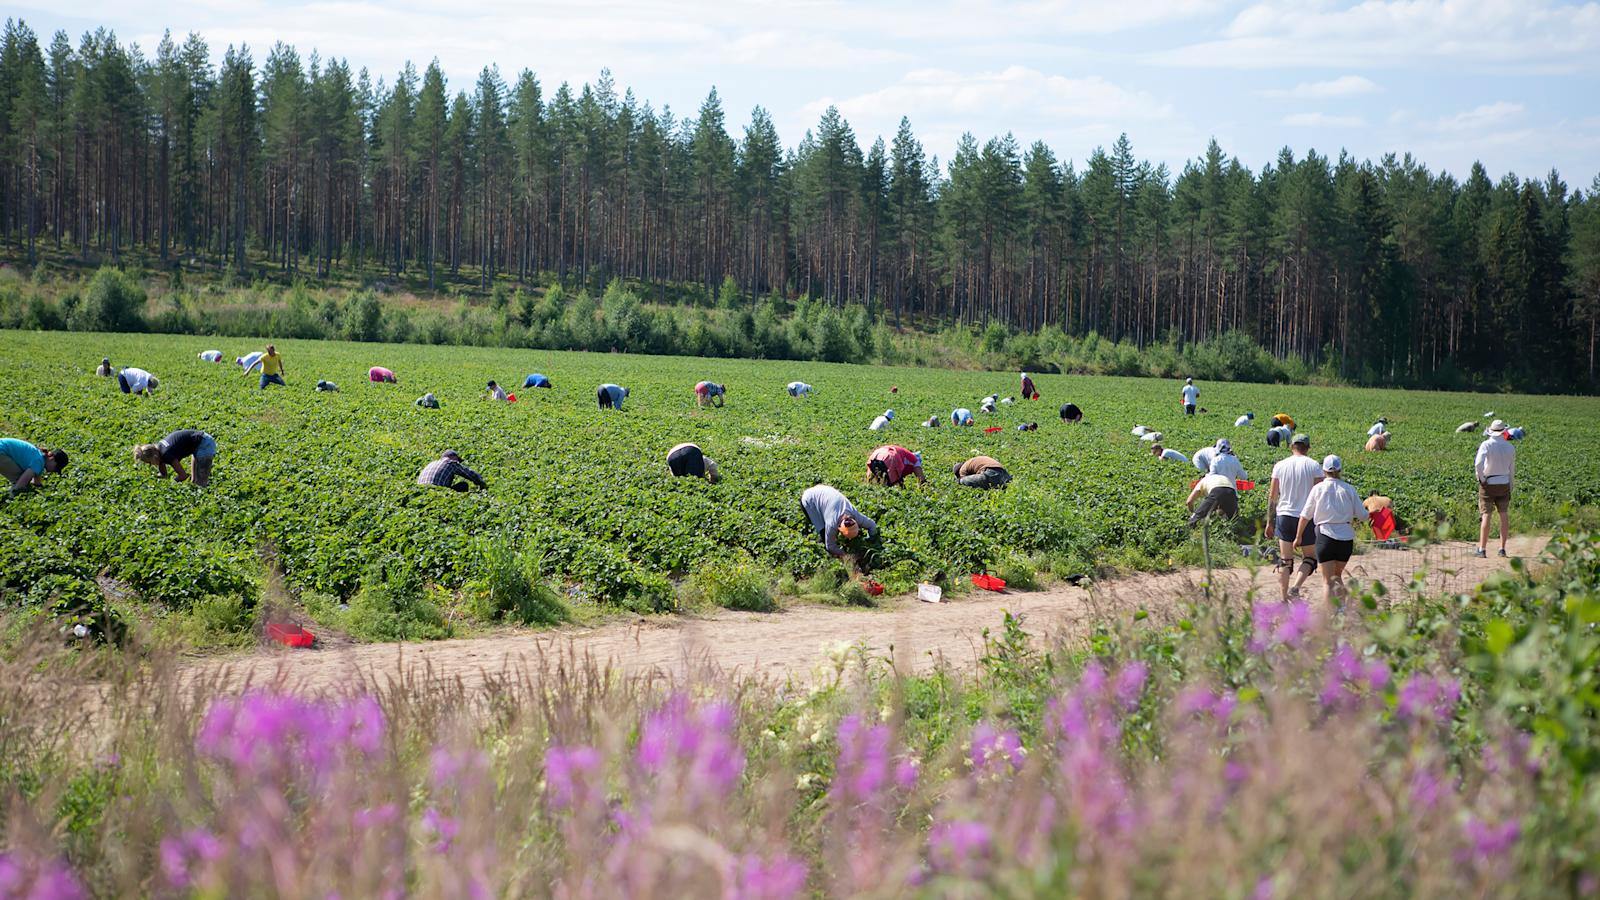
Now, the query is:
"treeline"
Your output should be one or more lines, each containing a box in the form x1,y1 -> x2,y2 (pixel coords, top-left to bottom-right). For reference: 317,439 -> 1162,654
0,20 -> 1598,390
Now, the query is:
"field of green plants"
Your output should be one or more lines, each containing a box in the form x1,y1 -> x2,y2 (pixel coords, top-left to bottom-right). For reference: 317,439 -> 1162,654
2,329 -> 1597,635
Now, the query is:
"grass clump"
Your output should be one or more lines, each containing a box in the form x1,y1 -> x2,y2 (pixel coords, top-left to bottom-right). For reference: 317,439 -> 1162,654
682,557 -> 777,612
465,535 -> 569,626
338,557 -> 451,642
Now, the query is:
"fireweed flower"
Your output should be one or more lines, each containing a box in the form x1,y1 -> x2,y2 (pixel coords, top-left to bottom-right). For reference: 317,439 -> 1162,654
637,694 -> 745,798
1176,687 -> 1237,723
1319,644 -> 1391,709
728,852 -> 808,900
1114,661 -> 1149,711
1045,669 -> 1138,840
544,744 -> 604,810
1396,674 -> 1461,726
832,715 -> 893,805
0,851 -> 88,900
1461,817 -> 1520,863
196,691 -> 387,778
928,819 -> 993,875
159,829 -> 222,889
1249,600 -> 1313,652
421,806 -> 460,854
969,721 -> 1025,775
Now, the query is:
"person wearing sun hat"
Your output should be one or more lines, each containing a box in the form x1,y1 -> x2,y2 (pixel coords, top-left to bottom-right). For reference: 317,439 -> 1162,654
869,409 -> 896,431
867,445 -> 925,486
1474,419 -> 1516,558
1207,438 -> 1248,483
1296,454 -> 1370,602
801,484 -> 878,558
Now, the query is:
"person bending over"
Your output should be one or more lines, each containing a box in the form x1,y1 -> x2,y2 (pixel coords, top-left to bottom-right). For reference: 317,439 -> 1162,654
1185,472 -> 1238,528
695,381 -> 726,408
0,438 -> 68,496
417,450 -> 486,492
801,484 -> 878,559
868,445 -> 925,487
954,456 -> 1011,489
134,429 -> 218,487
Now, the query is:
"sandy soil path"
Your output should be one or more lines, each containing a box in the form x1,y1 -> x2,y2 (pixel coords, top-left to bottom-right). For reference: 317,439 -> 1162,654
187,536 -> 1546,695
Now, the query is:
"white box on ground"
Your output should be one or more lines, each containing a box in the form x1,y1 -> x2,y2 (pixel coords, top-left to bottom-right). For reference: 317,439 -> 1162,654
917,583 -> 943,603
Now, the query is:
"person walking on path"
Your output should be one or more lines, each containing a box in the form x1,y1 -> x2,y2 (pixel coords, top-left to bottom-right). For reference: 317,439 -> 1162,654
694,381 -> 726,408
1267,433 -> 1323,600
667,443 -> 720,482
0,439 -> 68,495
134,429 -> 218,487
1295,455 -> 1370,602
257,345 -> 287,389
868,445 -> 925,486
417,450 -> 487,492
1474,419 -> 1516,558
953,455 -> 1011,489
597,383 -> 629,410
800,484 -> 878,559
1185,473 -> 1238,527
1181,378 -> 1200,416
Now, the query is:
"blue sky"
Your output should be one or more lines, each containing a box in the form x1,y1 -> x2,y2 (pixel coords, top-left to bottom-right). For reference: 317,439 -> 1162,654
14,0 -> 1600,186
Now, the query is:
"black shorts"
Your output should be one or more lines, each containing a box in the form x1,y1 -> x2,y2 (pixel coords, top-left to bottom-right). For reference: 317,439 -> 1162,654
1184,404 -> 1196,416
1275,515 -> 1313,547
1060,403 -> 1082,422
1314,533 -> 1354,564
1188,487 -> 1238,526
667,445 -> 705,478
597,387 -> 613,409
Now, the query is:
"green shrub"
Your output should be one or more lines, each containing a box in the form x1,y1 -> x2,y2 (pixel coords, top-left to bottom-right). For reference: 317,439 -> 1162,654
465,535 -> 568,626
344,557 -> 451,642
683,557 -> 776,612
74,267 -> 145,332
172,594 -> 258,649
993,552 -> 1039,591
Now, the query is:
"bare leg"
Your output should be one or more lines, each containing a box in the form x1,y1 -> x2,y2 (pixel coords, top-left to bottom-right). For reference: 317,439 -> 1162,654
1479,513 -> 1491,552
1277,539 -> 1295,599
1497,507 -> 1510,553
1323,560 -> 1347,602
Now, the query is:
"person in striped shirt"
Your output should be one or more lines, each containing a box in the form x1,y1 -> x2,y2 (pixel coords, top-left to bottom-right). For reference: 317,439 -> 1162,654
416,450 -> 486,492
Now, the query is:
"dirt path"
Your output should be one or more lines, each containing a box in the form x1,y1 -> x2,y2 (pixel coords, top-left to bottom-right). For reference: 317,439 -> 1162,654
188,537 -> 1546,695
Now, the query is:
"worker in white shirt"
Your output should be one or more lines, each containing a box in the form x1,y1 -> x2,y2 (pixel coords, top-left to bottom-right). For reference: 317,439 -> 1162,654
869,410 -> 896,431
1265,423 -> 1293,448
1151,443 -> 1187,464
1368,418 -> 1388,437
786,381 -> 813,397
1207,439 -> 1248,483
1474,420 -> 1516,558
1234,412 -> 1254,427
1180,378 -> 1200,416
1294,455 -> 1370,602
1266,433 -> 1323,600
1191,444 -> 1216,475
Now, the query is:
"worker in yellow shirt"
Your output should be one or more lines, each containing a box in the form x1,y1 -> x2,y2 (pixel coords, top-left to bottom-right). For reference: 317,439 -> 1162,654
258,344 -> 287,389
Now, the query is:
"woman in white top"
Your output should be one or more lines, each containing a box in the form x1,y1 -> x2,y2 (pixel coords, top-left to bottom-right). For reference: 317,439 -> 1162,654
1294,454 -> 1370,602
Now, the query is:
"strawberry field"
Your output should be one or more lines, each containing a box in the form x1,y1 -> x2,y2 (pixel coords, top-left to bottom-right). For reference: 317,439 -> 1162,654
2,330 -> 1597,625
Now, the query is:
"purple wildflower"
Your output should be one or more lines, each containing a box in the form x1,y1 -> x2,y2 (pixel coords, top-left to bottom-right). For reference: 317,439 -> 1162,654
894,757 -> 919,791
1250,600 -> 1313,652
1408,765 -> 1445,812
1176,687 -> 1236,723
729,852 -> 808,900
421,806 -> 460,853
0,852 -> 88,900
1320,645 -> 1391,709
1397,674 -> 1461,725
969,721 -> 1025,774
545,744 -> 604,810
195,691 -> 387,778
352,804 -> 401,829
637,695 -> 745,797
1114,662 -> 1149,711
159,829 -> 222,889
832,715 -> 893,805
1253,875 -> 1275,900
928,819 -> 993,874
1462,817 -> 1520,863
1483,732 -> 1540,776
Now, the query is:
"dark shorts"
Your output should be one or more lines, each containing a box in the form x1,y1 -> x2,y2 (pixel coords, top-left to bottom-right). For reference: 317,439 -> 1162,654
597,387 -> 613,409
118,373 -> 131,394
667,445 -> 705,478
1188,487 -> 1238,526
1314,533 -> 1354,564
1060,403 -> 1082,422
1184,404 -> 1196,416
1276,515 -> 1313,547
1478,482 -> 1511,515
958,467 -> 1011,489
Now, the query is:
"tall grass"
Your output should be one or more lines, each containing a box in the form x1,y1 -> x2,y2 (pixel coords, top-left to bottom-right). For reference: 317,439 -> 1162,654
2,527 -> 1598,896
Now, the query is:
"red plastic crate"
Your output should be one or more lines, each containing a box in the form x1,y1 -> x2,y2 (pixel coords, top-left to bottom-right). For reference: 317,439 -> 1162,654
970,574 -> 1007,592
267,623 -> 315,648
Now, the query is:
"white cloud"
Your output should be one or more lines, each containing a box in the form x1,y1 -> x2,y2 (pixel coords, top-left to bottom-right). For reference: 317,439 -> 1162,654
1282,112 -> 1365,127
1261,75 -> 1380,98
1154,0 -> 1600,70
1426,101 -> 1524,132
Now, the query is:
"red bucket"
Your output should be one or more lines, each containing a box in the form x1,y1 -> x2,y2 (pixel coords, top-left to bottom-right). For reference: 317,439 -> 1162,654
970,574 -> 1007,592
863,580 -> 885,596
984,426 -> 1003,433
267,623 -> 315,648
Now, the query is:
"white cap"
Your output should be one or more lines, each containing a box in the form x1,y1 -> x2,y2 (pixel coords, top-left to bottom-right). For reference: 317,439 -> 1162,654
1322,454 -> 1342,473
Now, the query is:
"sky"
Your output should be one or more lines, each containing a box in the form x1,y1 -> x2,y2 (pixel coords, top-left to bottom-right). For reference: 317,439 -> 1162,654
11,0 -> 1600,186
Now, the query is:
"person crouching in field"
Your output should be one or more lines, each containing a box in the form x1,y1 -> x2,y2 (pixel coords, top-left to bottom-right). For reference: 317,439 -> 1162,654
134,429 -> 217,487
786,381 -> 813,397
1295,455 -> 1369,602
418,450 -> 486,492
597,383 -> 629,410
117,367 -> 158,395
487,380 -> 508,401
257,344 -> 287,389
1152,443 -> 1187,463
1185,472 -> 1238,528
951,408 -> 975,426
369,366 -> 398,384
524,373 -> 553,389
954,455 -> 1011,489
801,484 -> 878,559
0,438 -> 68,496
667,443 -> 721,482
1059,402 -> 1083,423
316,380 -> 339,392
1365,431 -> 1390,452
695,381 -> 726,408
415,392 -> 440,409
95,357 -> 112,377
868,445 -> 925,487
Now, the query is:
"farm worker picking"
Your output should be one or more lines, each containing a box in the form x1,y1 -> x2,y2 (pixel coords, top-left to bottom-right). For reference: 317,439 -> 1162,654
237,351 -> 264,373
199,350 -> 224,363
1365,432 -> 1391,452
1140,431 -> 1162,443
666,443 -> 720,483
1270,413 -> 1296,429
315,380 -> 339,392
0,438 -> 68,496
117,367 -> 158,395
869,409 -> 896,431
1060,403 -> 1083,423
1295,455 -> 1370,602
1267,433 -> 1322,601
254,345 -> 287,389
597,383 -> 629,410
867,445 -> 925,486
1185,473 -> 1237,528
786,381 -> 813,397
1368,418 -> 1388,437
369,366 -> 398,383
523,373 -> 553,389
801,484 -> 878,559
694,381 -> 726,408
487,381 -> 508,401
1020,372 -> 1037,399
1152,443 -> 1188,463
1192,443 -> 1217,475
1474,420 -> 1516,558
417,450 -> 487,493
415,392 -> 440,409
980,395 -> 998,414
133,429 -> 218,487
954,456 -> 1011,490
1208,439 -> 1248,483
1266,423 -> 1293,448
1181,378 -> 1200,416
1132,425 -> 1150,436
1235,412 -> 1255,427
951,408 -> 974,426
922,415 -> 941,428
95,357 -> 112,377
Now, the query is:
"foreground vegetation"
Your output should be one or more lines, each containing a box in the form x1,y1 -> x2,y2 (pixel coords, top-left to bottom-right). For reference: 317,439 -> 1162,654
2,525 -> 1598,895
3,329 -> 1596,643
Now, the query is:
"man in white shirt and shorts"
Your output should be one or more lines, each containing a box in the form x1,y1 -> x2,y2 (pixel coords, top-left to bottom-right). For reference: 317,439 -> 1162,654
1266,433 -> 1323,600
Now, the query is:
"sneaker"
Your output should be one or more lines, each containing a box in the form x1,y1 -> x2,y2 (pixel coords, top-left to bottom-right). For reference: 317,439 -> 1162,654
1498,548 -> 1507,558
1472,548 -> 1487,558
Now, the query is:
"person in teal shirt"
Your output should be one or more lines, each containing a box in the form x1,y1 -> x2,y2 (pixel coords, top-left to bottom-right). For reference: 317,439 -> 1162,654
0,438 -> 69,495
